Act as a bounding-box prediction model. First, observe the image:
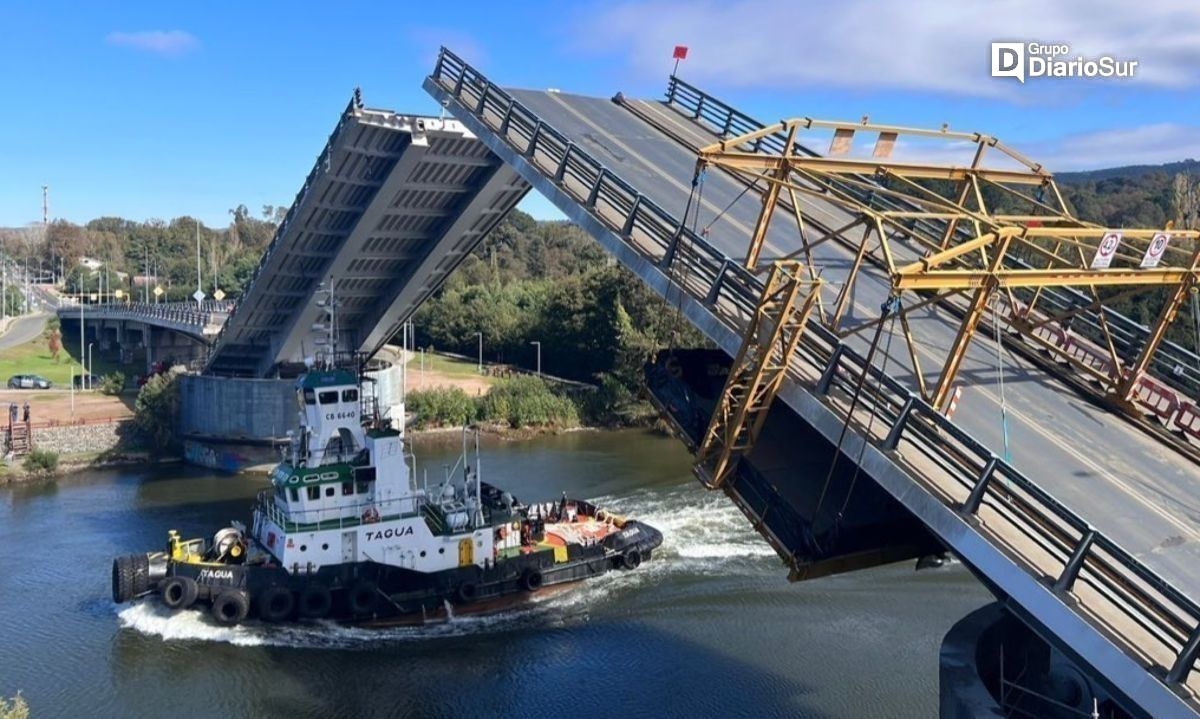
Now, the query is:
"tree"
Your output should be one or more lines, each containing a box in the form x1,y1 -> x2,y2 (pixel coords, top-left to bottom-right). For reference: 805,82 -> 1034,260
47,329 -> 61,362
134,370 -> 182,455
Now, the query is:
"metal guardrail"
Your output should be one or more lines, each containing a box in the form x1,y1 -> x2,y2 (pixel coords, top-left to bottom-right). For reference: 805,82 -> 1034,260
58,300 -> 232,332
664,75 -> 1200,399
431,47 -> 1200,697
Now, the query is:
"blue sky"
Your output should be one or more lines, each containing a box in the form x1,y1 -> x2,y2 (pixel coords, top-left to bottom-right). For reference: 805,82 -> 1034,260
2,0 -> 1198,228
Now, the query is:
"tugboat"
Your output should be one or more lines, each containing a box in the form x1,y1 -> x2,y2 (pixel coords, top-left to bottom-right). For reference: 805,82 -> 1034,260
111,362 -> 662,626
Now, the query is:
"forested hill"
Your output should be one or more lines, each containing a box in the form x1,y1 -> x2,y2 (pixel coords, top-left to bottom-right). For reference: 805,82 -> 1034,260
1051,160 -> 1200,229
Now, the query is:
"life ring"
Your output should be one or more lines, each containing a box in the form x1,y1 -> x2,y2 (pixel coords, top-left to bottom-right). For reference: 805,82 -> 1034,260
160,575 -> 199,610
456,581 -> 479,604
521,569 -> 544,593
348,581 -> 379,615
256,586 -> 295,622
210,590 -> 251,626
620,548 -> 642,570
361,506 -> 381,524
297,585 -> 333,619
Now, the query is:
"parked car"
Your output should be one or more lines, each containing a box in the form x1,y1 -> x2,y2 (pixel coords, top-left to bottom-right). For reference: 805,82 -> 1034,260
7,374 -> 52,389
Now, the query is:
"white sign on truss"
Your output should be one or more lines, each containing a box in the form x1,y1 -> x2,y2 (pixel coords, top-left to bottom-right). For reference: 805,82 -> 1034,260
1090,232 -> 1122,269
1140,232 -> 1170,269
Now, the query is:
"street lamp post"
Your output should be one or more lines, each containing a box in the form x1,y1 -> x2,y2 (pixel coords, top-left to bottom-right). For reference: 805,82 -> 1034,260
87,342 -> 94,388
530,341 -> 541,376
477,332 -> 483,374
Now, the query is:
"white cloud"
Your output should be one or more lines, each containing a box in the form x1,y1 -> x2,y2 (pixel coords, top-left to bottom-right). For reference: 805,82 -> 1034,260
105,30 -> 199,57
1027,123 -> 1200,171
576,0 -> 1200,97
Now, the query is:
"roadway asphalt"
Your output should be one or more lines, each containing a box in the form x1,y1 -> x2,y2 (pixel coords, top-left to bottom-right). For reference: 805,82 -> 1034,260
0,312 -> 49,352
507,88 -> 1200,600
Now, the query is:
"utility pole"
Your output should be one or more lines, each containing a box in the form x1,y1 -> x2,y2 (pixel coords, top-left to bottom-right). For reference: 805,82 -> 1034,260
194,220 -> 204,307
477,331 -> 483,374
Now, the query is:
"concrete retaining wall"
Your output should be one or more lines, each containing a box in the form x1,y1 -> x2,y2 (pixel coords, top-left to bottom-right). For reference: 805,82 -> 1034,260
179,375 -> 295,443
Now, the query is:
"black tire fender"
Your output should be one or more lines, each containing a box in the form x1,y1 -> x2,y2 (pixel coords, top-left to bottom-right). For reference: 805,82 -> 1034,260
210,590 -> 251,626
348,581 -> 379,616
521,569 -> 544,593
256,585 -> 295,622
620,548 -> 642,570
131,554 -> 151,596
297,585 -> 333,619
161,576 -> 199,610
111,556 -> 134,603
456,581 -> 479,604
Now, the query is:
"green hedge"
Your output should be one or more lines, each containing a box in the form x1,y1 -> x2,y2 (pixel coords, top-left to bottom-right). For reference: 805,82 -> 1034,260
408,376 -> 579,430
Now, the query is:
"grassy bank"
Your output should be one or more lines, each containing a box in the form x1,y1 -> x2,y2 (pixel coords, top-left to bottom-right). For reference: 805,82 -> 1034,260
0,318 -> 125,386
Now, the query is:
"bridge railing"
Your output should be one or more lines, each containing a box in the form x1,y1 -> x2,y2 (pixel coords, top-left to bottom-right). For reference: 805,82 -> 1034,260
60,300 -> 233,331
664,74 -> 1200,400
431,46 -> 1200,693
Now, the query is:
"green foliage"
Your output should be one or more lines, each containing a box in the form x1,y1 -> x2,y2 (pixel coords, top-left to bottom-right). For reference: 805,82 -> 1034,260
99,372 -> 125,396
476,376 -> 579,429
44,316 -> 60,333
411,209 -> 706,425
22,449 -> 59,476
0,693 -> 28,719
134,371 -> 181,454
407,387 -> 476,429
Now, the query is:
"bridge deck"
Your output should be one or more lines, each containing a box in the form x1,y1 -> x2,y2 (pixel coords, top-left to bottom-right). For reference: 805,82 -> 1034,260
509,88 -> 1199,599
425,52 -> 1200,715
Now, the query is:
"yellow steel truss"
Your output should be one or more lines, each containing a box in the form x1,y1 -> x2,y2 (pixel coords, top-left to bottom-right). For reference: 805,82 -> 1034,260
695,261 -> 822,489
697,117 -> 1200,411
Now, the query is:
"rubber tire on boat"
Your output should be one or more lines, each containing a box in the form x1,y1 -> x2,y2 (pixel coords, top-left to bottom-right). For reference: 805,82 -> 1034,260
521,569 -> 544,593
160,576 -> 199,610
620,548 -> 642,570
130,553 -> 151,596
111,556 -> 134,603
348,581 -> 379,616
256,586 -> 295,622
297,585 -> 333,619
210,590 -> 251,626
456,582 -> 479,604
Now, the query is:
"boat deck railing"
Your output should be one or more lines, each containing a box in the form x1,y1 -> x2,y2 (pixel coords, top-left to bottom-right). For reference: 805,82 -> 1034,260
254,489 -> 422,533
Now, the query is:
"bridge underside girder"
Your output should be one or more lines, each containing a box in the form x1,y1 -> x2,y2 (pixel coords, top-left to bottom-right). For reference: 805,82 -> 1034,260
205,95 -> 529,376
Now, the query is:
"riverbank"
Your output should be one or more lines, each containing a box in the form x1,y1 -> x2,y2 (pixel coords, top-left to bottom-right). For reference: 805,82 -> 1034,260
0,449 -> 181,486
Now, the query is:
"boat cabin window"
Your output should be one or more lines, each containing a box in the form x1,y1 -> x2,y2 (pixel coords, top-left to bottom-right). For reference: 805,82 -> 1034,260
324,486 -> 335,498
342,482 -> 353,496
289,488 -> 299,502
303,389 -> 316,405
318,391 -> 338,405
342,389 -> 358,403
355,481 -> 369,494
306,486 -> 319,501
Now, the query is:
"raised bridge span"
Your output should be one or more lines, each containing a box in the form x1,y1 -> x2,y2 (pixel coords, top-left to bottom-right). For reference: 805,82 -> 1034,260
421,49 -> 1200,717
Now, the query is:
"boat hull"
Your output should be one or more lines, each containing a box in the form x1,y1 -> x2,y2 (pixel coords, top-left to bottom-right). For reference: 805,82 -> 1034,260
115,520 -> 662,625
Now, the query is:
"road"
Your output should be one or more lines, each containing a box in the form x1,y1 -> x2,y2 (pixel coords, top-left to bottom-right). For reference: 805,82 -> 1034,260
0,312 -> 49,352
505,88 -> 1200,600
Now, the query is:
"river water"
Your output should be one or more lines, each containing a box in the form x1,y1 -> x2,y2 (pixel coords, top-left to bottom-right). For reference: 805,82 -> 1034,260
0,430 -> 990,718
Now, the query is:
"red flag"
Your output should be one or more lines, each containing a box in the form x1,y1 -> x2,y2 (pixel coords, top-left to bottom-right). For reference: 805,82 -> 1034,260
673,45 -> 688,60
